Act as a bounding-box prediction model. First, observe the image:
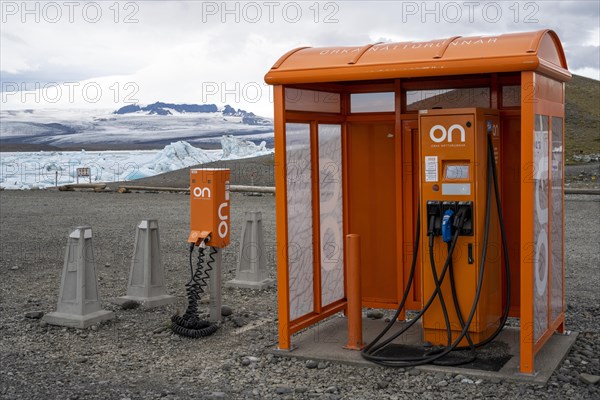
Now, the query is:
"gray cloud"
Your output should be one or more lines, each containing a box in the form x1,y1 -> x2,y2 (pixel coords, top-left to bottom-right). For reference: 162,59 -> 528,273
565,45 -> 600,70
0,0 -> 598,115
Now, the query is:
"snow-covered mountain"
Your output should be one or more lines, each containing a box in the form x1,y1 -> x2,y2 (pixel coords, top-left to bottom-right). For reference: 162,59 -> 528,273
114,102 -> 219,115
0,104 -> 273,150
113,102 -> 271,126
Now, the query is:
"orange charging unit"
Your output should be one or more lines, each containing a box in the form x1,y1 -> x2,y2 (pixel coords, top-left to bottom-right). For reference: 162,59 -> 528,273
188,168 -> 231,248
171,167 -> 231,337
419,108 -> 502,346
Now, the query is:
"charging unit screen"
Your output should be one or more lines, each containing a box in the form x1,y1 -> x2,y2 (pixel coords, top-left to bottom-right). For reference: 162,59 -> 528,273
445,165 -> 469,180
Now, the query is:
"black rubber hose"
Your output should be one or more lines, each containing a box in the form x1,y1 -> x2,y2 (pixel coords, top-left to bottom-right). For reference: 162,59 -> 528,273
476,133 -> 512,346
448,134 -> 512,351
421,135 -> 508,363
364,142 -> 494,367
171,245 -> 219,338
448,243 -> 475,349
363,221 -> 471,365
362,226 -> 462,361
365,208 -> 472,359
432,241 -> 477,365
426,209 -> 477,366
364,227 -> 462,357
362,132 -> 511,367
428,234 -> 453,348
364,230 -> 459,356
361,205 -> 420,355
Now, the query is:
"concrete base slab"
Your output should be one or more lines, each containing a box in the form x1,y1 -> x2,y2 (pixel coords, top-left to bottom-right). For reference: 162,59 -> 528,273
225,278 -> 275,290
43,309 -> 115,329
270,315 -> 578,384
112,294 -> 176,309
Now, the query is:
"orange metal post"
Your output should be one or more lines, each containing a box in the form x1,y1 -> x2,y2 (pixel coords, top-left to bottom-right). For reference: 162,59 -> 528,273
345,234 -> 364,350
310,121 -> 322,314
273,84 -> 291,350
519,71 -> 535,374
394,78 -> 407,320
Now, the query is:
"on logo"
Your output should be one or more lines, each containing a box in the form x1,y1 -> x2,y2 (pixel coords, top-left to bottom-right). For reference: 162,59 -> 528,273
218,202 -> 228,238
193,187 -> 211,198
429,124 -> 466,143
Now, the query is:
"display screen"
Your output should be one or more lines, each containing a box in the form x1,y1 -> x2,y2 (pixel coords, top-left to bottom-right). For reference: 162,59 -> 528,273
445,165 -> 469,180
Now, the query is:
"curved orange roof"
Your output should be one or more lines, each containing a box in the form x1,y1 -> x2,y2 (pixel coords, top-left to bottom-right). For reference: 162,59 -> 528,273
265,30 -> 570,84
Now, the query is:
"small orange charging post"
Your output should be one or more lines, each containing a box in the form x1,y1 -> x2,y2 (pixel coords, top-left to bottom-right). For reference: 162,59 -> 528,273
188,168 -> 231,248
171,167 -> 231,331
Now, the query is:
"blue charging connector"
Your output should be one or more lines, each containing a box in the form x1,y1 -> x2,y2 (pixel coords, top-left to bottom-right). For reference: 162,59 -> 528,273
441,209 -> 455,243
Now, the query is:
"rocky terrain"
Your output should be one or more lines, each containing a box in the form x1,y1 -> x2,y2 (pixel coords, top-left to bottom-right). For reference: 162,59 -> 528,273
0,171 -> 598,399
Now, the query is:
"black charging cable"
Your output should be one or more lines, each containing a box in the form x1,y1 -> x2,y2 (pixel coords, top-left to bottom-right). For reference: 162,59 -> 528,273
362,133 -> 511,367
449,134 -> 512,351
171,240 -> 219,338
361,220 -> 464,364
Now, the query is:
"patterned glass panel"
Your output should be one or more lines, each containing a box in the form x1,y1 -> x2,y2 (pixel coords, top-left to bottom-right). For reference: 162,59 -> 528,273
318,124 -> 344,306
533,114 -> 549,341
350,92 -> 395,112
285,88 -> 340,113
285,123 -> 314,320
551,117 -> 564,321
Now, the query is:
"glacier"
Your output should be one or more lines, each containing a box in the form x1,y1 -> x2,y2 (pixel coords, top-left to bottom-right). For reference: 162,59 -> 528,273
0,136 -> 273,190
0,108 -> 274,148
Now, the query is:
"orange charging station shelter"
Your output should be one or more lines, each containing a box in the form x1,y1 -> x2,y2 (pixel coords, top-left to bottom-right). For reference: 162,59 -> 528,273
264,30 -> 570,374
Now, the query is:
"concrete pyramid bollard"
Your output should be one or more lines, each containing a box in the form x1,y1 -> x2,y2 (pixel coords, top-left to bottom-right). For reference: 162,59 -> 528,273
226,211 -> 274,289
114,220 -> 175,308
43,226 -> 115,328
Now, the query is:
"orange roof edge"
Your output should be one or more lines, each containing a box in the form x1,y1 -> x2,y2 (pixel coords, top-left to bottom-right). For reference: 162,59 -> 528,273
271,46 -> 311,69
264,29 -> 571,84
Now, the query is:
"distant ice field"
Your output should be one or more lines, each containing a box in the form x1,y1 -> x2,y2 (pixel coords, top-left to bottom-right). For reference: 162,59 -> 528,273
0,108 -> 274,148
0,137 -> 272,190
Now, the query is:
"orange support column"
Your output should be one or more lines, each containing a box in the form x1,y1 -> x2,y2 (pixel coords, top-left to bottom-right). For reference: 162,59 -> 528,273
519,71 -> 535,374
345,234 -> 364,350
273,84 -> 291,350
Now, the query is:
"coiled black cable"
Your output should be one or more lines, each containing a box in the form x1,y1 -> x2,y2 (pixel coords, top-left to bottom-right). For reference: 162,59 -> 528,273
171,244 -> 219,338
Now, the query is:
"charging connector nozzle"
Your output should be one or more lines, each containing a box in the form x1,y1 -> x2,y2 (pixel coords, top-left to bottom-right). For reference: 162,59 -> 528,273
441,209 -> 455,243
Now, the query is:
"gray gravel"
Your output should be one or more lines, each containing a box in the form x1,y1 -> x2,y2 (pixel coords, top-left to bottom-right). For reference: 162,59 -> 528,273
113,154 -> 276,189
565,162 -> 600,188
0,190 -> 598,400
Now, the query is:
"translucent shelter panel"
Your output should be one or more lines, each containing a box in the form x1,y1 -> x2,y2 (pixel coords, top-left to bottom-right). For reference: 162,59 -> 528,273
285,88 -> 340,113
502,85 -> 521,107
350,92 -> 394,113
533,114 -> 550,341
285,123 -> 314,320
318,124 -> 344,307
406,88 -> 490,111
551,117 -> 564,321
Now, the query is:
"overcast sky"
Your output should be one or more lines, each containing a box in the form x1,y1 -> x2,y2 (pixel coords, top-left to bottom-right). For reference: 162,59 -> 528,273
1,0 -> 598,117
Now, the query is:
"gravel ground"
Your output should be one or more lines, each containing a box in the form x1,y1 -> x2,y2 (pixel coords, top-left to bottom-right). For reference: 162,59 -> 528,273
565,162 -> 600,188
0,189 -> 598,400
112,155 -> 276,189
